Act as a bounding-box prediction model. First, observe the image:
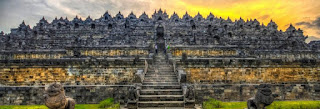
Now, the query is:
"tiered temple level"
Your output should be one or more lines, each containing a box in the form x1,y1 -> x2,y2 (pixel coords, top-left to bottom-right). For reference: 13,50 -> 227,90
0,9 -> 319,86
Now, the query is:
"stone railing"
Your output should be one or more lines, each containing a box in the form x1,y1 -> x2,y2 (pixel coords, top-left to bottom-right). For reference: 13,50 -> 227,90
134,59 -> 148,83
169,59 -> 186,83
177,70 -> 187,83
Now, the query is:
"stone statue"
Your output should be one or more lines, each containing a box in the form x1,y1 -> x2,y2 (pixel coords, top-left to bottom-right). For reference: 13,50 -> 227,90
127,84 -> 140,109
247,84 -> 278,109
128,86 -> 138,101
185,85 -> 195,100
183,85 -> 195,108
44,83 -> 76,109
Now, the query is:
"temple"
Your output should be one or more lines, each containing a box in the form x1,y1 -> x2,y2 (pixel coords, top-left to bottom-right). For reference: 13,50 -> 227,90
0,9 -> 319,106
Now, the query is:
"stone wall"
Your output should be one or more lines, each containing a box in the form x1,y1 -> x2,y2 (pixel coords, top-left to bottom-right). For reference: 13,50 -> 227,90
0,67 -> 139,86
1,84 -> 320,105
0,85 -> 131,105
194,84 -> 320,104
185,67 -> 320,84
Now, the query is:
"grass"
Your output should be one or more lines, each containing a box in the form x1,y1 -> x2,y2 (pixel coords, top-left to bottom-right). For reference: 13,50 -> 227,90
2,99 -> 319,109
0,98 -> 120,109
203,98 -> 320,109
0,104 -> 120,109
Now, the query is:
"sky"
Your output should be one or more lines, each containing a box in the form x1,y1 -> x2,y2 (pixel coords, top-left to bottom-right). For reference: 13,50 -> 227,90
0,0 -> 319,42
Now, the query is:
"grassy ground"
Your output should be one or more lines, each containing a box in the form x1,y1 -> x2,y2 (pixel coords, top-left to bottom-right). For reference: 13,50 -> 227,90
0,98 -> 120,109
203,98 -> 320,109
1,100 -> 320,109
0,104 -> 120,109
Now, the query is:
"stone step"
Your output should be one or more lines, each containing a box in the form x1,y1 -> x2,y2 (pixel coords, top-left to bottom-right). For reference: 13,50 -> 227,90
144,79 -> 177,82
156,63 -> 171,65
157,68 -> 173,71
155,61 -> 167,63
140,89 -> 183,95
143,80 -> 178,82
157,69 -> 174,71
142,82 -> 180,85
154,60 -> 167,62
146,72 -> 175,75
144,75 -> 176,77
155,66 -> 173,68
139,95 -> 184,101
143,78 -> 178,81
144,77 -> 177,79
138,101 -> 184,107
145,73 -> 176,75
142,85 -> 181,89
145,75 -> 176,77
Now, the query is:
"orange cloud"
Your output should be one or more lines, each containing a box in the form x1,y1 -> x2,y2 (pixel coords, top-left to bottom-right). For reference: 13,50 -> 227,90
141,0 -> 320,38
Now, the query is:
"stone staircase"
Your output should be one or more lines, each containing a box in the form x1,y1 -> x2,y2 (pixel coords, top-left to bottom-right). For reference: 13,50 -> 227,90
138,53 -> 184,108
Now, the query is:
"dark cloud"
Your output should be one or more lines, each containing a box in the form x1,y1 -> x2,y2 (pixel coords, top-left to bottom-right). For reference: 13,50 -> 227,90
296,17 -> 320,29
296,22 -> 313,27
0,0 -> 152,33
296,17 -> 320,37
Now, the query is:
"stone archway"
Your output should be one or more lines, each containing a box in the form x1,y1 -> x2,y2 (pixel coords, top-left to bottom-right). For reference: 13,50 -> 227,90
156,25 -> 165,52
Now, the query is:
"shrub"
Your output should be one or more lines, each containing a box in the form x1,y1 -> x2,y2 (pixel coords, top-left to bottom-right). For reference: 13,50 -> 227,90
99,98 -> 114,108
203,98 -> 223,109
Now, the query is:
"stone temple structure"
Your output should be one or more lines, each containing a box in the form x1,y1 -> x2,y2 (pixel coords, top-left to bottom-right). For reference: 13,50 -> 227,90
0,9 -> 320,107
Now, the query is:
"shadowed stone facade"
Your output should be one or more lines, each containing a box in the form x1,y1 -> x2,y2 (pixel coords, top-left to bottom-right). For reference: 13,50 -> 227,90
0,9 -> 320,106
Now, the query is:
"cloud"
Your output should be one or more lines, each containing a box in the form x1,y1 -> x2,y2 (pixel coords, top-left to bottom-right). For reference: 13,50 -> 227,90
0,0 -> 152,33
306,36 -> 320,43
296,17 -> 320,29
259,15 -> 270,20
296,17 -> 320,35
0,0 -> 320,40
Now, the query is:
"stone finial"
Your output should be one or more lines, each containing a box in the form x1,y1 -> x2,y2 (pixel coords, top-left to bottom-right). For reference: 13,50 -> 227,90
128,11 -> 137,19
227,17 -> 232,22
22,20 -> 26,25
261,23 -> 266,27
129,11 -> 134,16
115,11 -> 124,19
209,12 -> 214,17
59,17 -> 64,21
139,11 -> 148,19
286,23 -> 296,32
207,12 -> 215,20
164,10 -> 167,15
85,16 -> 92,22
44,83 -> 76,109
267,19 -> 278,29
158,8 -> 163,13
183,12 -> 191,20
65,16 -> 69,21
103,11 -> 110,17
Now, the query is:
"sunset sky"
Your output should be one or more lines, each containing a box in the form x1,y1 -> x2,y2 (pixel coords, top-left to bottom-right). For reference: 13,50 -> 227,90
0,0 -> 319,42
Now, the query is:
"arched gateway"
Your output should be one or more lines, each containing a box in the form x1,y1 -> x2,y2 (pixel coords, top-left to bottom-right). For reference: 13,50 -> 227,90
156,25 -> 165,52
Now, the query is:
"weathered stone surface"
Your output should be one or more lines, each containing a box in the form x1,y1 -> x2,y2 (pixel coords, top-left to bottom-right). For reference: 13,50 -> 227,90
0,85 -> 131,105
44,83 -> 75,109
247,84 -> 278,109
192,84 -> 320,104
